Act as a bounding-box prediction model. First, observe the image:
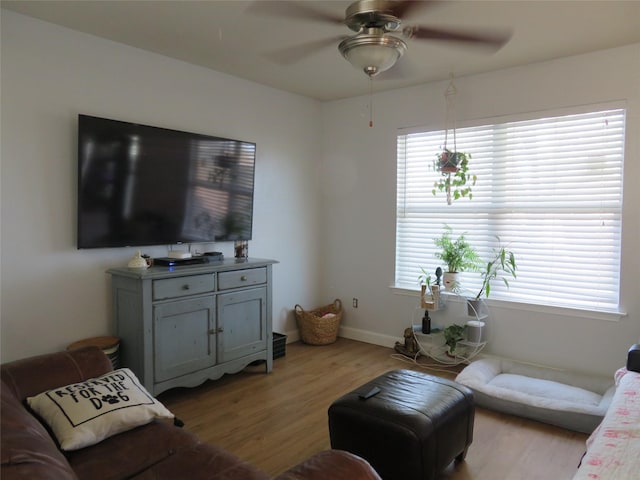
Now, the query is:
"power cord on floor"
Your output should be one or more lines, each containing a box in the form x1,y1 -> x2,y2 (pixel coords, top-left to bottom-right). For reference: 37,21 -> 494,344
391,327 -> 476,376
390,351 -> 463,376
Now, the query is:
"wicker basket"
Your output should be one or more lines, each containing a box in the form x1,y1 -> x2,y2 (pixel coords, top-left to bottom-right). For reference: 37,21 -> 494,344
294,299 -> 342,345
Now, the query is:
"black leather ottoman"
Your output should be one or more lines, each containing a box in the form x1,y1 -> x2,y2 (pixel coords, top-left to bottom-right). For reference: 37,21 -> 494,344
328,369 -> 474,480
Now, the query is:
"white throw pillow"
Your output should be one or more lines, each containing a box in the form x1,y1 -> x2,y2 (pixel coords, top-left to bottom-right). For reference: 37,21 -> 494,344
27,368 -> 174,451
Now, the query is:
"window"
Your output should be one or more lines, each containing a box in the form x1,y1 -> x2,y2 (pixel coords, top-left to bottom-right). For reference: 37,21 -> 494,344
395,106 -> 625,313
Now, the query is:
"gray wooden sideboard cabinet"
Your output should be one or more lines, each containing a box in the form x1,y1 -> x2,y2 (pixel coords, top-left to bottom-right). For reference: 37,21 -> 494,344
107,258 -> 277,395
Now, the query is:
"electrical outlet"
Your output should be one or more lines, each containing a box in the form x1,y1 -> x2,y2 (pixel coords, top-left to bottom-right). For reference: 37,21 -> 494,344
352,298 -> 358,308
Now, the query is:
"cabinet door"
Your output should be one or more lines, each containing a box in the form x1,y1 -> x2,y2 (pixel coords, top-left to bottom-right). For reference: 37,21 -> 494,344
217,287 -> 267,363
153,296 -> 216,382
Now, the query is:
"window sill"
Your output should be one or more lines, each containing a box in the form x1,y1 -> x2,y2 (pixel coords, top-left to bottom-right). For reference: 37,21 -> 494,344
390,286 -> 627,322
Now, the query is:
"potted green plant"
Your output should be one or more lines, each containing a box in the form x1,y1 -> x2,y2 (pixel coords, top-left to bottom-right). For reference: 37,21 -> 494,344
434,225 -> 481,291
417,267 -> 432,290
418,267 -> 442,309
432,150 -> 476,205
443,324 -> 467,357
417,266 -> 432,304
467,237 -> 517,315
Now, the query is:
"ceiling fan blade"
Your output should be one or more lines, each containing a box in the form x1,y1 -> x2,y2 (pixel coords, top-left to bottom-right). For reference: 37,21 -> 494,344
387,0 -> 440,19
406,25 -> 512,50
263,36 -> 348,65
246,1 -> 344,25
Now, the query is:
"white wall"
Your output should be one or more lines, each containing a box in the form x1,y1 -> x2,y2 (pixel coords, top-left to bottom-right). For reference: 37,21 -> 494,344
320,44 -> 640,376
0,11 -> 323,362
2,10 -> 639,377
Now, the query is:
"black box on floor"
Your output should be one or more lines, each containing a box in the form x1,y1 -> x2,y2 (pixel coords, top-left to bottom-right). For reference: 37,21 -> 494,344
273,333 -> 287,359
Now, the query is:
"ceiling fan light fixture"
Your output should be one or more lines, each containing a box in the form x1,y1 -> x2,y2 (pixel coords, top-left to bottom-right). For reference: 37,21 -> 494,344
338,34 -> 407,77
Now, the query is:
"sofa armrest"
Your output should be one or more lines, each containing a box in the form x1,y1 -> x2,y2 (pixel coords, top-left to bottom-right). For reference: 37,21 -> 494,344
274,450 -> 381,480
627,344 -> 640,373
1,379 -> 79,480
1,346 -> 113,401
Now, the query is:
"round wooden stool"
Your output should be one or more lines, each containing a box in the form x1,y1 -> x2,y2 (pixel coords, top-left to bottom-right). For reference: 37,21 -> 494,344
67,336 -> 120,369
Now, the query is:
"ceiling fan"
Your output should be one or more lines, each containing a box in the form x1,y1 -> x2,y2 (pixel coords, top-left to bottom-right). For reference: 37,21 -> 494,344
249,0 -> 512,78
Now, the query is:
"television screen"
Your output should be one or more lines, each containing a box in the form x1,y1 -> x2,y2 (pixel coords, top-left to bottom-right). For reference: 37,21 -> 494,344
77,115 -> 255,249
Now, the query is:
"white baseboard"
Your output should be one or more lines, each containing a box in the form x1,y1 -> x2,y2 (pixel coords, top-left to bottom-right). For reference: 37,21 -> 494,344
278,326 -> 399,349
337,326 -> 399,348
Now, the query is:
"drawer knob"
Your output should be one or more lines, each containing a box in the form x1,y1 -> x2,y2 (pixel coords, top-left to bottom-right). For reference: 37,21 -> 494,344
241,275 -> 248,281
182,284 -> 190,290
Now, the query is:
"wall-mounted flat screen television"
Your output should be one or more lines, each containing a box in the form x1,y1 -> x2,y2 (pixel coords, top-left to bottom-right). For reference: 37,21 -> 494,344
77,114 -> 255,249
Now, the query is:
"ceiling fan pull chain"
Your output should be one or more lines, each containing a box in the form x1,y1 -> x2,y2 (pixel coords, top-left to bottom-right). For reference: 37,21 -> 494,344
369,77 -> 374,127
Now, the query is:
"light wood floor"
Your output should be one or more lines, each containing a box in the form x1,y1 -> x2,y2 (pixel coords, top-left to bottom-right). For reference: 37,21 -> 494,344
159,338 -> 588,479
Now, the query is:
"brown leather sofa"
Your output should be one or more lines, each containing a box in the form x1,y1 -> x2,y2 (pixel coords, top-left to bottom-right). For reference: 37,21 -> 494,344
1,346 -> 381,480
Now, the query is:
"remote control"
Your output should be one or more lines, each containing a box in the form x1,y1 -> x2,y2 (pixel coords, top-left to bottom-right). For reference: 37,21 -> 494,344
359,386 -> 381,400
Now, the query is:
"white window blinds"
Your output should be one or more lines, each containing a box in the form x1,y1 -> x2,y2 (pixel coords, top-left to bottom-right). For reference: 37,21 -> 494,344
396,107 -> 625,312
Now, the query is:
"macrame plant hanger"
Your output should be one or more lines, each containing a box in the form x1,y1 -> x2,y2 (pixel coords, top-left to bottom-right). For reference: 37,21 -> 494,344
443,74 -> 458,205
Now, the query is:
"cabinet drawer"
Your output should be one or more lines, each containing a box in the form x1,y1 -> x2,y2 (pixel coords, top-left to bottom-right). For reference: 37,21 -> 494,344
218,267 -> 266,290
153,274 -> 216,300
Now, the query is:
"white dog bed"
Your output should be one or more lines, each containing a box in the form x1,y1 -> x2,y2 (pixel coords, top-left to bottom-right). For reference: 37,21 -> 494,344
455,357 -> 615,433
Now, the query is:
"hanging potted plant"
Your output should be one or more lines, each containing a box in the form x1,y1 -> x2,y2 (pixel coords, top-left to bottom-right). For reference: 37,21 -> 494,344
432,75 -> 477,205
432,150 -> 476,204
467,238 -> 517,315
434,225 -> 481,291
437,148 -> 462,172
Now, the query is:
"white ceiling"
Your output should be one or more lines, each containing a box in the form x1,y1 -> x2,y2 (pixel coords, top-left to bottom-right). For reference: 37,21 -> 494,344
3,0 -> 640,101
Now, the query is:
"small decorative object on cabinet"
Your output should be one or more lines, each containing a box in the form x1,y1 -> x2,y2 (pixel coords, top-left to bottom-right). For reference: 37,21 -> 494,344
107,258 -> 278,395
234,240 -> 248,258
127,250 -> 149,269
